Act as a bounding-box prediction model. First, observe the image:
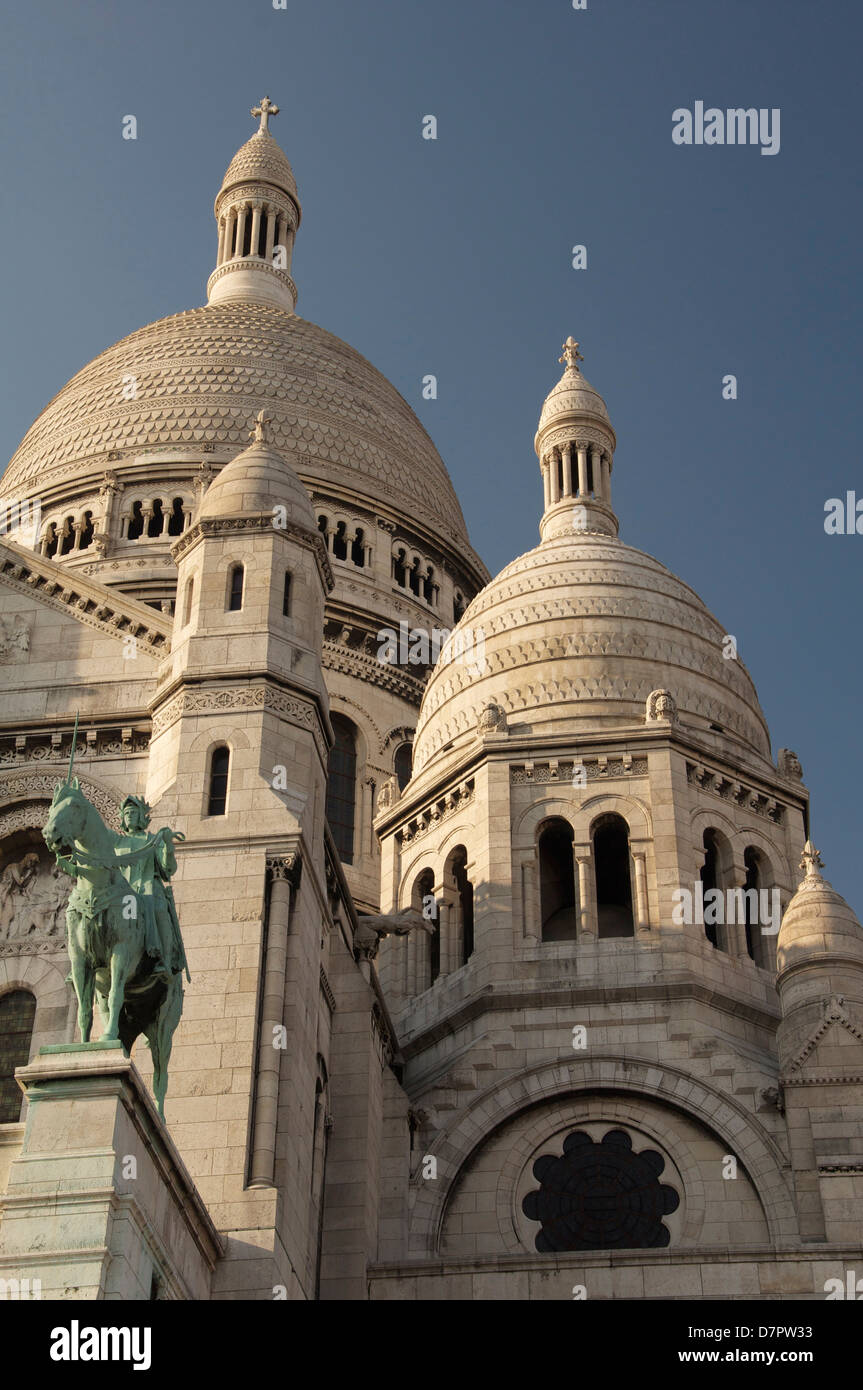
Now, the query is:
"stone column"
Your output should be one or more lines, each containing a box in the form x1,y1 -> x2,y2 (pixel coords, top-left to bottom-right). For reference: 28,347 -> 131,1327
576,854 -> 595,938
235,204 -> 248,257
562,444 -> 574,497
577,445 -> 589,497
217,217 -> 226,265
264,206 -> 276,261
250,202 -> 263,257
632,852 -> 649,934
522,859 -> 539,940
276,214 -> 287,264
549,452 -> 560,504
590,447 -> 602,499
601,453 -> 611,501
542,460 -> 550,510
438,900 -> 452,976
249,854 -> 300,1187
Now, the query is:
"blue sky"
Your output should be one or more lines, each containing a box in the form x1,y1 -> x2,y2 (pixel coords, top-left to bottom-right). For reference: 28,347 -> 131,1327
1,0 -> 861,902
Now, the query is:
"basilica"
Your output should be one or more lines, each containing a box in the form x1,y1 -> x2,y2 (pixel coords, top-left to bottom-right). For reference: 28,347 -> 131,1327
0,100 -> 861,1301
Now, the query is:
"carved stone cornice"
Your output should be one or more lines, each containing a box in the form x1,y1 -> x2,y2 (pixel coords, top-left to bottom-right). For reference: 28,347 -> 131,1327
686,761 -> 785,824
511,756 -> 648,784
0,726 -> 149,770
0,539 -> 171,656
151,682 -> 328,763
394,779 -> 474,845
322,638 -> 427,706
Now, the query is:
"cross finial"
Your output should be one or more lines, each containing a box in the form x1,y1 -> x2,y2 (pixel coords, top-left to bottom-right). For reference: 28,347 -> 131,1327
559,336 -> 584,370
250,409 -> 273,443
251,96 -> 279,134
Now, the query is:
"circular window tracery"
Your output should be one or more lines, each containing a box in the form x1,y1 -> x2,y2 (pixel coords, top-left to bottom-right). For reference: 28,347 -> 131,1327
521,1127 -> 680,1252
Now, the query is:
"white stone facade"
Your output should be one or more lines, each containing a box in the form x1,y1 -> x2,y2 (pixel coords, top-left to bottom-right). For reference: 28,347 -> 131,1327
0,105 -> 861,1302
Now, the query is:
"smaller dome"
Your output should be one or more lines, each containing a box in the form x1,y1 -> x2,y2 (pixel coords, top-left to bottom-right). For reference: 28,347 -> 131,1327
219,130 -> 299,204
538,369 -> 610,432
535,338 -> 612,442
199,412 -> 314,528
776,843 -> 863,976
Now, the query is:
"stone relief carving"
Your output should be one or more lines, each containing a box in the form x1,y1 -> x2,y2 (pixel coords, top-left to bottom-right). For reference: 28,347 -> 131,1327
0,849 -> 69,943
0,615 -> 31,662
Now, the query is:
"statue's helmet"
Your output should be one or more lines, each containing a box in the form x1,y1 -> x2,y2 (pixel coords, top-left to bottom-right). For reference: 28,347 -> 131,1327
120,795 -> 151,827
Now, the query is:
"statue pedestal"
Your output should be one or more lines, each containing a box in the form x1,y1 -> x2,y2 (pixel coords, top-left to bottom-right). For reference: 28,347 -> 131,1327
0,1042 -> 221,1300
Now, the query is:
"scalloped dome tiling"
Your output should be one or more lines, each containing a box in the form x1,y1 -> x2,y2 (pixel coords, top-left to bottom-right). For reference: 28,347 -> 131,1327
412,530 -> 772,775
3,302 -> 471,544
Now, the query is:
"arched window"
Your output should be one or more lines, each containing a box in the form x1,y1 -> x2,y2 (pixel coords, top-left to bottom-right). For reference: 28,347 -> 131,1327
167,497 -> 185,537
451,848 -> 474,965
282,571 -> 292,617
700,827 -> 733,952
350,528 -> 365,567
0,989 -> 36,1123
539,818 -> 577,942
422,566 -> 436,604
408,557 -> 421,596
182,577 -> 194,626
453,591 -> 465,623
393,549 -> 407,587
593,814 -> 634,938
147,499 -> 164,537
207,746 -> 230,816
44,522 -> 58,559
412,868 -> 437,988
78,511 -> 94,550
743,846 -> 772,968
127,501 -> 145,540
332,522 -> 348,561
228,564 -> 244,611
59,516 -> 76,555
394,743 -> 413,792
326,715 -> 357,864
317,515 -> 329,548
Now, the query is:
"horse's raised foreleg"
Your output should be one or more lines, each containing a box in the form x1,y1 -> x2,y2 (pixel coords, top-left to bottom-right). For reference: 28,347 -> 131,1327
146,976 -> 183,1121
67,912 -> 94,1042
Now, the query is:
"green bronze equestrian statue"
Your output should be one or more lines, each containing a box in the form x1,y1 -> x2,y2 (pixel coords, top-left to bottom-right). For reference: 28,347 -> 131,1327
42,720 -> 189,1119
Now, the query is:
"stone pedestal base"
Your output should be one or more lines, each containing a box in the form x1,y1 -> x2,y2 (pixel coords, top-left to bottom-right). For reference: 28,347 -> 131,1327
0,1042 -> 221,1300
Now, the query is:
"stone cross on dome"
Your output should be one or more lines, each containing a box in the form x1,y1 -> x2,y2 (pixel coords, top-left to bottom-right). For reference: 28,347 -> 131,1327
559,336 -> 584,371
251,96 -> 279,134
250,409 -> 273,443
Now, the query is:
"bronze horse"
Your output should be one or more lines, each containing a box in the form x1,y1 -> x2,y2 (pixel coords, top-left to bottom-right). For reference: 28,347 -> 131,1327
42,779 -> 183,1118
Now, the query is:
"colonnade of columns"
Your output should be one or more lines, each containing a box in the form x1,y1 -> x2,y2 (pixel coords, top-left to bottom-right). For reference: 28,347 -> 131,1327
217,200 -> 294,267
541,442 -> 612,510
521,842 -> 650,941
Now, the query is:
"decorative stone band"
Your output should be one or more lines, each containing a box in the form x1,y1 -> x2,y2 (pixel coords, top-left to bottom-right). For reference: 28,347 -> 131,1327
151,682 -> 328,763
0,542 -> 171,656
0,725 -> 150,769
686,760 -> 787,824
322,637 -> 427,706
395,778 -> 474,846
172,514 -> 334,591
206,258 -> 298,302
0,771 -> 120,829
214,182 -> 299,226
511,756 -> 648,784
